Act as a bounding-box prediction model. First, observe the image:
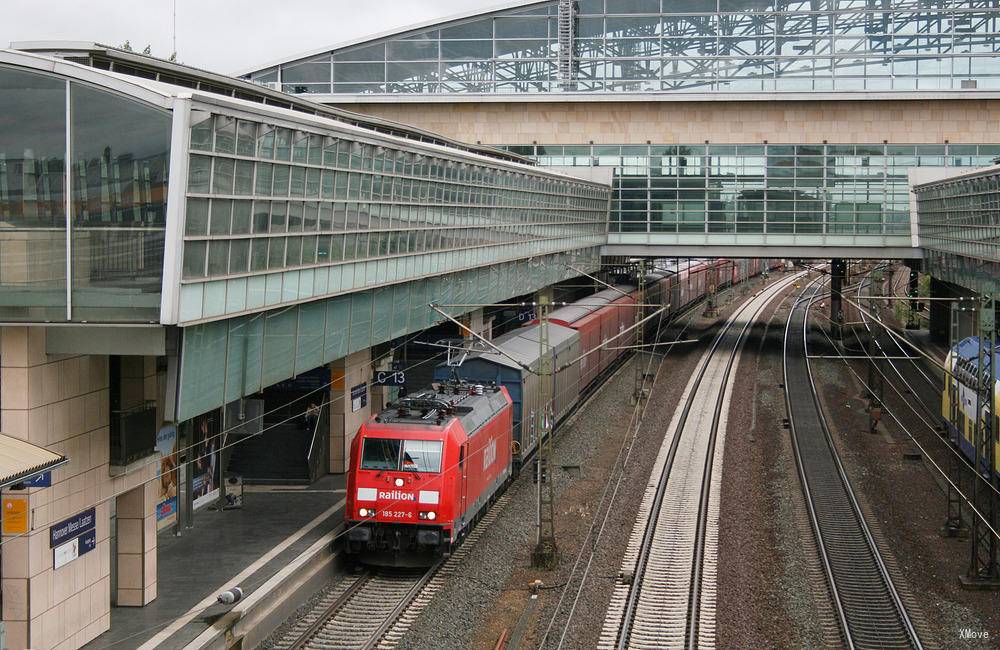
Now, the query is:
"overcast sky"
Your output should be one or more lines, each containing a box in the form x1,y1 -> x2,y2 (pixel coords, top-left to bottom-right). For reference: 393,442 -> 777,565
2,0 -> 506,74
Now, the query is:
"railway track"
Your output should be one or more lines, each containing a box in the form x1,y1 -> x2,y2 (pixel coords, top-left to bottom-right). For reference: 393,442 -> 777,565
855,271 -> 940,418
274,493 -> 510,650
278,567 -> 433,650
599,271 -> 804,649
783,278 -> 921,650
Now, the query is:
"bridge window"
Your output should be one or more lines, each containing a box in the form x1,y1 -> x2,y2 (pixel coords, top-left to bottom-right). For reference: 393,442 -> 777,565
0,65 -> 170,322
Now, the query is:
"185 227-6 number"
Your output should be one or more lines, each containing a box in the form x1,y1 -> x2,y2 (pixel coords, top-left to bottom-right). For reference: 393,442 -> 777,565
383,510 -> 414,520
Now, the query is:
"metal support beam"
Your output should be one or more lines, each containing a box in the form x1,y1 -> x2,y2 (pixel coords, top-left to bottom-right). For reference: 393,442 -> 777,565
830,258 -> 846,342
533,295 -> 558,569
633,260 -> 648,405
866,275 -> 883,433
703,263 -> 718,317
962,294 -> 1000,588
943,301 -> 966,537
907,267 -> 921,330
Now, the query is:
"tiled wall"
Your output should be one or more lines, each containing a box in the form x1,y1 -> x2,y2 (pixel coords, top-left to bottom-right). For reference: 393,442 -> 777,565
0,328 -> 157,649
346,99 -> 1000,146
329,349 -> 372,473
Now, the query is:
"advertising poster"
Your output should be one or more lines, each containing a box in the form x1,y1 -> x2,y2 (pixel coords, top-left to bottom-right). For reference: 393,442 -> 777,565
2,496 -> 29,535
191,412 -> 220,510
155,424 -> 178,530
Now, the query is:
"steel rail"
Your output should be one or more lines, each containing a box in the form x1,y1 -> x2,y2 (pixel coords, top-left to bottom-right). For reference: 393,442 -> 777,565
860,271 -> 938,394
287,562 -> 442,650
366,563 -> 442,649
550,270 -> 765,650
286,570 -> 371,650
783,277 -> 921,650
851,270 -> 1000,503
615,272 -> 802,650
855,276 -> 939,423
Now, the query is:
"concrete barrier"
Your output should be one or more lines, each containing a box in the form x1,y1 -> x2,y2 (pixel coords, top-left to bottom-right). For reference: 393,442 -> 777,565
184,525 -> 344,650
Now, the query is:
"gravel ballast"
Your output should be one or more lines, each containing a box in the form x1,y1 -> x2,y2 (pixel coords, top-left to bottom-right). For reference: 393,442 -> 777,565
390,278 -> 781,650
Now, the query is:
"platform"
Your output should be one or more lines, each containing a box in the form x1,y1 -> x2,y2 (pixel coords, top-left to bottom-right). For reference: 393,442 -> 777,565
84,475 -> 346,650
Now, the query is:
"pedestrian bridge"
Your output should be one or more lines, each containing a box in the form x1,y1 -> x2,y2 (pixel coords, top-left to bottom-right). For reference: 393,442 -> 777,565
603,230 -> 918,260
3,47 -> 984,430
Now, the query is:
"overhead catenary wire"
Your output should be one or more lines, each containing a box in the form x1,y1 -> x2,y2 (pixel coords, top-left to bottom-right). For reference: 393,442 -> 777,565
540,266 -> 777,648
807,282 -> 1000,541
0,299 -> 559,549
814,267 -> 1000,499
6,262 -> 671,554
566,264 -> 633,298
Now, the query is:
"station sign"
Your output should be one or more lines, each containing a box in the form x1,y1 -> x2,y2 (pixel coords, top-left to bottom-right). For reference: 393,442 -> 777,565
50,507 -> 96,548
351,383 -> 368,412
53,528 -> 96,570
20,472 -> 51,488
516,307 -> 537,323
372,370 -> 407,387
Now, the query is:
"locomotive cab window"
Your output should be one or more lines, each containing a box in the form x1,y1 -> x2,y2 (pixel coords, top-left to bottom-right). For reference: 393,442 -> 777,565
361,438 -> 401,470
401,440 -> 443,473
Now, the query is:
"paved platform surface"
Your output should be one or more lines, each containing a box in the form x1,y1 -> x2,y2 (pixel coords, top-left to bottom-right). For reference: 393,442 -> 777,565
85,474 -> 346,650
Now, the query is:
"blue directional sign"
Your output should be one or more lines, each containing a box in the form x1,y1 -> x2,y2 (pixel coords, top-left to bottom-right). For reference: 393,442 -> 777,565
50,507 -> 96,548
20,472 -> 51,488
78,528 -> 97,556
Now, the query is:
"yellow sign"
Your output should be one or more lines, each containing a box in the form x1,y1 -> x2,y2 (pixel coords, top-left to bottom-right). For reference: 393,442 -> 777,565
2,496 -> 29,535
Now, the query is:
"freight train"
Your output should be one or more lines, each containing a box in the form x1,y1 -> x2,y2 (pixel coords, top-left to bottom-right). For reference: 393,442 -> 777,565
942,336 -> 1000,476
344,258 -> 782,564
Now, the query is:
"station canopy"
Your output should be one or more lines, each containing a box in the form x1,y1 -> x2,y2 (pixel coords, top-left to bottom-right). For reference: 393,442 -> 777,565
0,434 -> 68,489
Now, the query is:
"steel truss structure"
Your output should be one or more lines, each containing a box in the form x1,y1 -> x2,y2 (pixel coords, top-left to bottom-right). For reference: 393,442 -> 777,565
242,0 -> 1000,95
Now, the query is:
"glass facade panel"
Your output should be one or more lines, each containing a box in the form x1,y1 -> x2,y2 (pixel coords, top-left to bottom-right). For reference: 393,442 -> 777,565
0,65 -> 170,322
0,66 -> 67,320
178,105 -> 609,323
506,142 -> 999,240
916,169 -> 1000,266
243,0 -> 1000,95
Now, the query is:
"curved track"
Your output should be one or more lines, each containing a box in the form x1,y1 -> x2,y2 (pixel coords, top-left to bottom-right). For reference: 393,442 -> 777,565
599,271 -> 804,649
783,278 -> 921,650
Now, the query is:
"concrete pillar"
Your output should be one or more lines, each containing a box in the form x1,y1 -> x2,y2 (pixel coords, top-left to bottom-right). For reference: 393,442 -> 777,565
370,353 -> 393,413
457,307 -> 492,343
329,349 -> 372,474
114,482 -> 157,606
535,287 -> 554,309
929,277 -> 951,345
0,329 -> 160,649
0,328 -> 110,648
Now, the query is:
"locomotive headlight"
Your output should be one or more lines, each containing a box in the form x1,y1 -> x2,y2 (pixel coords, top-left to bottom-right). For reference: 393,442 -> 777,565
419,511 -> 437,521
359,508 -> 371,517
395,478 -> 404,487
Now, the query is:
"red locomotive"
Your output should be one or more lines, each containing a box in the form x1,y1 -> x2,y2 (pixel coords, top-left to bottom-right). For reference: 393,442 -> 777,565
344,381 -> 513,565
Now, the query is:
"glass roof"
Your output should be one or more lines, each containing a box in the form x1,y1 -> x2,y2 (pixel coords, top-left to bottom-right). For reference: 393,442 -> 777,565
240,0 -> 1000,95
